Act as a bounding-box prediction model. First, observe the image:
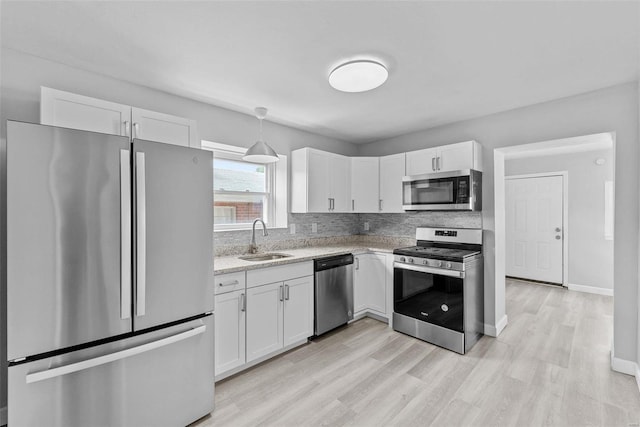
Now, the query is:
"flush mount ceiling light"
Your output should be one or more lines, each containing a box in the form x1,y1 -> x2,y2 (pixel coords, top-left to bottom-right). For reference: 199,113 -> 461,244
243,107 -> 279,164
329,60 -> 388,93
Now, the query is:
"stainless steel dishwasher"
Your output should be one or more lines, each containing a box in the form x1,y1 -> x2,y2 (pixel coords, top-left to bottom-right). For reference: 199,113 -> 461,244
314,254 -> 354,336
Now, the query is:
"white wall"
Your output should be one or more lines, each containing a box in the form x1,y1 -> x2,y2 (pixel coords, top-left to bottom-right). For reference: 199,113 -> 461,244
359,82 -> 639,366
0,47 -> 359,419
505,149 -> 614,291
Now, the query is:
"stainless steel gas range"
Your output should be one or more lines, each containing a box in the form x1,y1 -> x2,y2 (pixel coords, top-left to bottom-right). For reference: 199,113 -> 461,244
392,227 -> 483,354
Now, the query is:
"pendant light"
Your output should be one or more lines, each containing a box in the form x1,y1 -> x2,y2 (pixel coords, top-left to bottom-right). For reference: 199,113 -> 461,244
243,107 -> 279,163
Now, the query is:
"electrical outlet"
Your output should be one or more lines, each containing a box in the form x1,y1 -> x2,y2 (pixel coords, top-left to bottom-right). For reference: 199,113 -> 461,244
312,223 -> 318,233
364,222 -> 370,231
290,224 -> 296,234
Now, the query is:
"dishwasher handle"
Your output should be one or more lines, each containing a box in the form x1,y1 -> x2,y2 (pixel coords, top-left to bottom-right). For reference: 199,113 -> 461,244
314,254 -> 354,272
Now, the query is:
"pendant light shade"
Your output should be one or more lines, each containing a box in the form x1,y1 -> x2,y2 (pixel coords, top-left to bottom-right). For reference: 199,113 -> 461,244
243,107 -> 279,163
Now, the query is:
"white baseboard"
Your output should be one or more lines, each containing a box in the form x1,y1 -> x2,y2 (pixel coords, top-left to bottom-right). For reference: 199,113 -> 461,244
567,283 -> 613,296
610,350 -> 637,376
484,314 -> 508,337
1,405 -> 6,426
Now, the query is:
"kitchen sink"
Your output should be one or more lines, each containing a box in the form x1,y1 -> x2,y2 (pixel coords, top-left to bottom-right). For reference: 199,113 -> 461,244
238,253 -> 293,261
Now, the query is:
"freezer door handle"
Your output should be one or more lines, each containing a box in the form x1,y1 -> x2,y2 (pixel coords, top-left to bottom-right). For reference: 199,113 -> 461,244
120,150 -> 132,319
25,325 -> 207,384
136,151 -> 147,316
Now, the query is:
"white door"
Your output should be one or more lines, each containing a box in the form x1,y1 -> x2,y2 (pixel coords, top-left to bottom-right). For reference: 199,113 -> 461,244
40,87 -> 131,137
351,157 -> 380,213
131,107 -> 199,147
379,153 -> 405,213
283,276 -> 314,347
246,282 -> 283,362
307,150 -> 331,212
506,175 -> 564,284
214,290 -> 246,376
363,254 -> 387,315
353,256 -> 368,314
331,154 -> 351,212
406,147 -> 438,175
438,141 -> 474,172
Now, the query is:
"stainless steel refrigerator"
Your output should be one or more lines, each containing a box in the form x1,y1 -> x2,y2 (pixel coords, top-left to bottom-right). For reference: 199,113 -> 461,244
5,121 -> 214,426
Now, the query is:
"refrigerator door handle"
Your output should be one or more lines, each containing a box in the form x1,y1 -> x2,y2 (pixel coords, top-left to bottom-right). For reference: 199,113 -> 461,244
120,149 -> 132,319
136,151 -> 147,316
25,325 -> 207,384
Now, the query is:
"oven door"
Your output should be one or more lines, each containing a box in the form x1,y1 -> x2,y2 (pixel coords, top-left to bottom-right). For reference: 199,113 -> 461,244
393,263 -> 465,332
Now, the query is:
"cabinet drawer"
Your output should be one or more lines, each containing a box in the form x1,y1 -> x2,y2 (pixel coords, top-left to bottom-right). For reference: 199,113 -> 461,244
214,271 -> 246,295
246,261 -> 314,289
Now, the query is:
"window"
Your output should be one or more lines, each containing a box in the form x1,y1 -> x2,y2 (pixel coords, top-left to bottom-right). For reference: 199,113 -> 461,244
203,141 -> 287,231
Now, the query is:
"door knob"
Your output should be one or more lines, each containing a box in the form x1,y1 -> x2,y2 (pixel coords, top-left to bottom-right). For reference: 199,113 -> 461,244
555,227 -> 561,232
555,235 -> 561,240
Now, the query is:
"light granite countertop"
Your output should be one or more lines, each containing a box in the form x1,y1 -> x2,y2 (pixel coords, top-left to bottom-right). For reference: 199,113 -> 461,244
213,243 -> 400,275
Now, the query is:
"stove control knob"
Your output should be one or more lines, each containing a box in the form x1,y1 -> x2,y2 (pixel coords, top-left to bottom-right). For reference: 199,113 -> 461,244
408,258 -> 414,264
399,257 -> 406,263
446,262 -> 452,269
436,261 -> 442,267
423,259 -> 428,265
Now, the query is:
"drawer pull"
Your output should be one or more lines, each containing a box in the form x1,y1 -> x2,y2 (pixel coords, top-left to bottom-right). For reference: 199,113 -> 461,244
218,279 -> 240,287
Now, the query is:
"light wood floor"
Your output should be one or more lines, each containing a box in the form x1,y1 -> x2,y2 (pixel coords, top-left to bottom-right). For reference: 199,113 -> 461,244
193,279 -> 640,426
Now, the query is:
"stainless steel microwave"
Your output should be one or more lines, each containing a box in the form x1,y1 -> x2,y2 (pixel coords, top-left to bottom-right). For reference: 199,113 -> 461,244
402,169 -> 482,211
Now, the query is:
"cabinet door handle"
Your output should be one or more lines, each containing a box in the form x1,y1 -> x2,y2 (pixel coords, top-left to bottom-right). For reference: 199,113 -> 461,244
133,122 -> 140,139
328,198 -> 331,211
355,257 -> 360,270
432,157 -> 436,171
352,199 -> 355,211
124,120 -> 131,138
331,198 -> 335,211
240,293 -> 246,312
279,285 -> 284,301
379,199 -> 383,211
285,284 -> 290,300
436,157 -> 441,170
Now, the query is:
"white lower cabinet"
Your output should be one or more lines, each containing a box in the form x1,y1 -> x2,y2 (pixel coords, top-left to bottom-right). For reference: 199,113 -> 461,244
354,253 -> 388,318
283,276 -> 315,347
214,289 -> 246,375
246,282 -> 284,363
246,275 -> 314,362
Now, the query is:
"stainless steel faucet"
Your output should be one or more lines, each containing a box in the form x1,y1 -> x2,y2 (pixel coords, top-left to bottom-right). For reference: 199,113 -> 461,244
249,218 -> 268,254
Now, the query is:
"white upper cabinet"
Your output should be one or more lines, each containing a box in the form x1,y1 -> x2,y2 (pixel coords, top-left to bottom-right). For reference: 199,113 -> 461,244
350,157 -> 380,213
379,153 -> 405,213
405,141 -> 482,175
291,148 -> 351,213
40,87 -> 200,148
41,87 -> 130,136
405,147 -> 439,176
131,107 -> 197,147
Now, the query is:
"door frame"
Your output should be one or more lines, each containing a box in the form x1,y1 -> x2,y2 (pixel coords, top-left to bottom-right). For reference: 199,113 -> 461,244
505,171 -> 569,287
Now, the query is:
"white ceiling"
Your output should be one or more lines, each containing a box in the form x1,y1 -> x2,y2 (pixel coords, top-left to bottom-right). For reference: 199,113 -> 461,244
2,1 -> 638,144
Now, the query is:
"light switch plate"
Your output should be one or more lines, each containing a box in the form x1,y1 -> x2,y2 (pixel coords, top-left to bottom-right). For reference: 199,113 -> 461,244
290,224 -> 296,234
312,223 -> 318,233
364,222 -> 370,231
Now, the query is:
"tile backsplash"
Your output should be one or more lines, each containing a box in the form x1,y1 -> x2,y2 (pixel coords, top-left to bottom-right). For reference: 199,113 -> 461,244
214,211 -> 482,256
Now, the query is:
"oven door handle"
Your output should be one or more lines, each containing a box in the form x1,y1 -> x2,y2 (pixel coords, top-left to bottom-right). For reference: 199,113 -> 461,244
394,262 -> 465,279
